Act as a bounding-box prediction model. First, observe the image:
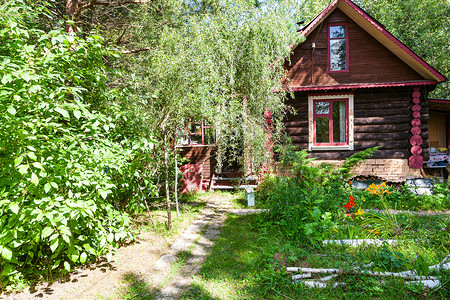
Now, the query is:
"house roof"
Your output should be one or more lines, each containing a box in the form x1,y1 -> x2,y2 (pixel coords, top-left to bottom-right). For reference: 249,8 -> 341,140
429,98 -> 450,112
290,81 -> 438,92
294,0 -> 446,83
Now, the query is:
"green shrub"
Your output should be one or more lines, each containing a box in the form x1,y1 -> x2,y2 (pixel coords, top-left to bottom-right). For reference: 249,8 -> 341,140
256,146 -> 378,244
353,181 -> 450,211
0,2 -> 156,290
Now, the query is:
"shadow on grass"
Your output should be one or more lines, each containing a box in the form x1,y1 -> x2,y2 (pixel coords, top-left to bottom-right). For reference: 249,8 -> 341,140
178,213 -> 301,299
180,282 -> 220,300
179,212 -> 449,299
121,272 -> 158,300
178,213 -> 417,300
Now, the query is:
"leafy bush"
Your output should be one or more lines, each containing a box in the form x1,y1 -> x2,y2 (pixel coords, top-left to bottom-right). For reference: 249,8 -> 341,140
256,146 -> 377,244
353,181 -> 450,211
0,2 -> 156,289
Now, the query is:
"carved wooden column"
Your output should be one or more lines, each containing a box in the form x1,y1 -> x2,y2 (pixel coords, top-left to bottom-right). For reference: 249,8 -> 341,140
409,87 -> 423,169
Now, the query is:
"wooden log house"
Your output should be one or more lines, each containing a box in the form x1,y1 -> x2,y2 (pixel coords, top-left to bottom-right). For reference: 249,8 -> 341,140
177,0 -> 447,192
283,0 -> 447,181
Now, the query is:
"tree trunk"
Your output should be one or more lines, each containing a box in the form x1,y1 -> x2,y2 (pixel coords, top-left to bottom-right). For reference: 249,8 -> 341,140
242,96 -> 252,176
65,0 -> 78,35
174,145 -> 179,216
164,134 -> 172,230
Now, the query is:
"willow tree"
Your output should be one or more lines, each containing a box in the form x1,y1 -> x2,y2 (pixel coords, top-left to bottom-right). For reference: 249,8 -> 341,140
124,0 -> 301,228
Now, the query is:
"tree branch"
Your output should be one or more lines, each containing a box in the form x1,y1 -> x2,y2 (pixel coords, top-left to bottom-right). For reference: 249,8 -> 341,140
75,0 -> 152,18
94,0 -> 152,5
120,47 -> 154,54
75,0 -> 98,18
115,25 -> 130,45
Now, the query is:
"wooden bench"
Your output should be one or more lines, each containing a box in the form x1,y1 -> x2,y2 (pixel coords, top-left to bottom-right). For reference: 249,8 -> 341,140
210,175 -> 258,191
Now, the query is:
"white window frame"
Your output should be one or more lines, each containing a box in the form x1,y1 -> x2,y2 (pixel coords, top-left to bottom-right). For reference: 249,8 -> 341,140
308,93 -> 354,151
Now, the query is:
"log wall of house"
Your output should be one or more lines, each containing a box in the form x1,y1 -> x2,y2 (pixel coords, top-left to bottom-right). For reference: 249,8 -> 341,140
284,87 -> 430,161
178,146 -> 215,180
287,9 -> 424,87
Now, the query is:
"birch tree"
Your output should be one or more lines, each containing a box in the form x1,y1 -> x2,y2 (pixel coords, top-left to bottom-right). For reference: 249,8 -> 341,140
124,0 -> 302,228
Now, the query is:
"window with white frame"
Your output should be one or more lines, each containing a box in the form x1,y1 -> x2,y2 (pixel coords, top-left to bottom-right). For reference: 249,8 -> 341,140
308,94 -> 354,151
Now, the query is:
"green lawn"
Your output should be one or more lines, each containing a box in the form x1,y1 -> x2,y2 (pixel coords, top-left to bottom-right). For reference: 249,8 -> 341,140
181,212 -> 450,300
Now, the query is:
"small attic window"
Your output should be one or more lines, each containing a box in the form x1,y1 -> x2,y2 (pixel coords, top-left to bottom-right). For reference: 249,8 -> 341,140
328,24 -> 348,72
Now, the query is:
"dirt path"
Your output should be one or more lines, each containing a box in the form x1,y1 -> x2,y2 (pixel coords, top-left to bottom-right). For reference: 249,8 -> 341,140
3,194 -> 262,300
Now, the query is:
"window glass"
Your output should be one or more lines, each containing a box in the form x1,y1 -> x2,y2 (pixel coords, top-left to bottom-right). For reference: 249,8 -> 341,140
190,134 -> 202,145
190,123 -> 202,134
330,26 -> 346,38
315,101 -> 329,114
330,39 -> 347,71
177,120 -> 215,146
309,95 -> 352,150
332,101 -> 346,143
316,117 -> 329,143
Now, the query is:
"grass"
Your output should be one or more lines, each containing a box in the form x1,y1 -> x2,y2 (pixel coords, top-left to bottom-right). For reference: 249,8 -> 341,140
180,211 -> 450,299
116,195 -> 207,299
135,194 -> 207,240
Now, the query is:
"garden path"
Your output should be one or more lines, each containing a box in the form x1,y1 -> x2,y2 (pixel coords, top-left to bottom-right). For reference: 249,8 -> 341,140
2,194 -> 263,300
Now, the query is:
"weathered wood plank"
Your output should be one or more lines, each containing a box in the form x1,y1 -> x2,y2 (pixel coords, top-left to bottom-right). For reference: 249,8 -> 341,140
354,132 -> 410,141
354,124 -> 410,133
354,140 -> 409,150
355,108 -> 410,118
306,150 -> 409,159
354,116 -> 410,125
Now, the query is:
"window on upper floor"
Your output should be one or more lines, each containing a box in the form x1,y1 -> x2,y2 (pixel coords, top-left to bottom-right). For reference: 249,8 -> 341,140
328,24 -> 348,72
176,120 -> 215,146
308,94 -> 354,151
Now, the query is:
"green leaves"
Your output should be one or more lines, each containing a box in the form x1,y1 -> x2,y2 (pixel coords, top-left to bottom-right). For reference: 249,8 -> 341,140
44,183 -> 51,193
73,110 -> 81,120
0,246 -> 13,261
27,152 -> 37,161
41,226 -> 53,239
0,0 -> 150,290
55,107 -> 70,119
9,203 -> 19,214
99,190 -> 109,200
31,173 -> 39,186
18,164 -> 29,175
50,236 -> 59,252
64,261 -> 71,272
80,252 -> 87,264
14,156 -> 23,167
7,106 -> 16,115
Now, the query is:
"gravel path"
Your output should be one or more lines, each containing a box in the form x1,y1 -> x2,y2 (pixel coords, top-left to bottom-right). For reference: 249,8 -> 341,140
155,195 -> 265,299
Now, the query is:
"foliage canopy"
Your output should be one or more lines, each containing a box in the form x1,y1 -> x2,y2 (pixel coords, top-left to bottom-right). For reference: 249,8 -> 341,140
0,0 -> 157,289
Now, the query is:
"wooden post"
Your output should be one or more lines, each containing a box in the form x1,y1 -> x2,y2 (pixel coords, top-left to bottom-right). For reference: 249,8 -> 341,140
409,87 -> 424,169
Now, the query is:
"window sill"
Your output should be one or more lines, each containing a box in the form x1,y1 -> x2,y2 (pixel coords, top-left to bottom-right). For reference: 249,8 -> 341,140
328,70 -> 349,74
310,145 -> 352,151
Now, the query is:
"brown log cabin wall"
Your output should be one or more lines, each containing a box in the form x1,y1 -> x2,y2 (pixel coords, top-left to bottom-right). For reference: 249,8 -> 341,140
178,146 -> 215,181
287,9 -> 423,86
284,87 -> 430,161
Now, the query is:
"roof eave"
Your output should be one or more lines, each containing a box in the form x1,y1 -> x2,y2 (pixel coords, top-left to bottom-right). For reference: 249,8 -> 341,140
293,0 -> 446,83
288,81 -> 438,92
